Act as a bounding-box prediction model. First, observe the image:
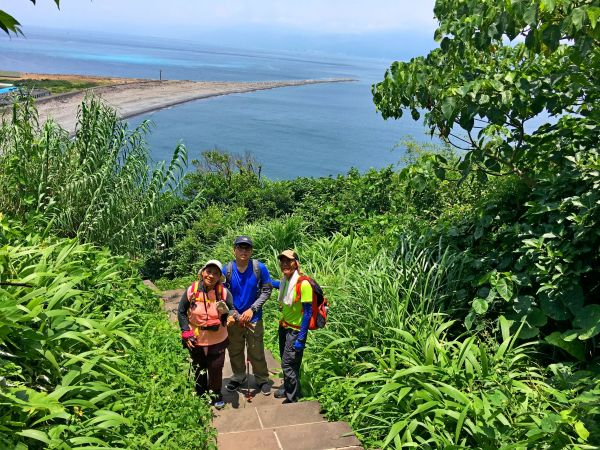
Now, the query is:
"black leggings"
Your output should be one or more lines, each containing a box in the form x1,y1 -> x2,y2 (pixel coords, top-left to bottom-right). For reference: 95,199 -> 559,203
188,339 -> 228,398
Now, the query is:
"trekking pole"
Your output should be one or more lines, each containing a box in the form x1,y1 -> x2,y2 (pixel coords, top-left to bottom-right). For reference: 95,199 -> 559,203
245,323 -> 255,403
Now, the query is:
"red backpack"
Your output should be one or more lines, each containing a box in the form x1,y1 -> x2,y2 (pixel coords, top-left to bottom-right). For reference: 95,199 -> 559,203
295,275 -> 329,330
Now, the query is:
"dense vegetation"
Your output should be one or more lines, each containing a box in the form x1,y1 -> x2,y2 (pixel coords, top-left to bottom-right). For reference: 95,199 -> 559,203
0,215 -> 215,448
1,0 -> 599,448
0,103 -> 214,448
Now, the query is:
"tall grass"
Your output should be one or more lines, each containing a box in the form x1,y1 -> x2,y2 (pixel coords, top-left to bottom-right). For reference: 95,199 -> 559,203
0,216 -> 215,448
259,231 -> 597,448
0,97 -> 194,256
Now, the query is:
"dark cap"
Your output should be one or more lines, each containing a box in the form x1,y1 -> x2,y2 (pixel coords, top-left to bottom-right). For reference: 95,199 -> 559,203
277,249 -> 298,261
233,235 -> 253,247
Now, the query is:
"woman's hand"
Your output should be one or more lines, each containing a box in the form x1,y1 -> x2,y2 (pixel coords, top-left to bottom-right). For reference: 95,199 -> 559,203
182,330 -> 196,348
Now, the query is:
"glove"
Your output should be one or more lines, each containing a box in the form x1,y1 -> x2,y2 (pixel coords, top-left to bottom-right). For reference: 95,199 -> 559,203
181,330 -> 195,340
293,339 -> 305,351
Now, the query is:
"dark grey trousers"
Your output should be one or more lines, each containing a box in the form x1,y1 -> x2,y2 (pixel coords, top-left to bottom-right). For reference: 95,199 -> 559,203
278,326 -> 304,402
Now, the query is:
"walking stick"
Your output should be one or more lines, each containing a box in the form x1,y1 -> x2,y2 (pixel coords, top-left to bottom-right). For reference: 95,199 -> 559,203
244,323 -> 255,403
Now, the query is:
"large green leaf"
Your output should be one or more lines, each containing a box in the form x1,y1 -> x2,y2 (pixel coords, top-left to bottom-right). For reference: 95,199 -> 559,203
539,292 -> 570,321
544,331 -> 585,360
572,305 -> 600,340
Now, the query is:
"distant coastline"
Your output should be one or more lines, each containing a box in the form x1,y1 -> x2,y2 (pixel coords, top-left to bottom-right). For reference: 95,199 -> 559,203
4,73 -> 355,135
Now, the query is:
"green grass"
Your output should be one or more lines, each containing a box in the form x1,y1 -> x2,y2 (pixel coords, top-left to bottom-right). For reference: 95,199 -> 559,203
258,232 -> 600,449
0,78 -> 101,94
0,215 -> 216,449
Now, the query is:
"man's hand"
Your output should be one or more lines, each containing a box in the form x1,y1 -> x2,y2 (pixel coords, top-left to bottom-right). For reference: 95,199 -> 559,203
227,315 -> 235,327
239,309 -> 254,324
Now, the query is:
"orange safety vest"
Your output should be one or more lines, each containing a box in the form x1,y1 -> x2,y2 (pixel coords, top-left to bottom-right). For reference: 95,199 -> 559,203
186,281 -> 228,346
279,276 -> 311,330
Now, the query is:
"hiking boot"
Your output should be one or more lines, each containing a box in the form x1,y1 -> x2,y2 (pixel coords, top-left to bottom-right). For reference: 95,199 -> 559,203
274,386 -> 286,399
212,399 -> 225,409
260,382 -> 271,396
225,379 -> 245,392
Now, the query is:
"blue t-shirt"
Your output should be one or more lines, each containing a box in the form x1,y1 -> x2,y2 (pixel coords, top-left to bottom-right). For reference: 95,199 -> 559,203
224,261 -> 271,323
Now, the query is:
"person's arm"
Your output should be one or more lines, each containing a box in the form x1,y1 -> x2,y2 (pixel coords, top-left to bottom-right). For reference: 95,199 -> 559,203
249,263 -> 273,312
224,287 -> 234,311
294,280 -> 313,350
178,290 -> 196,348
221,288 -> 239,325
177,290 -> 191,331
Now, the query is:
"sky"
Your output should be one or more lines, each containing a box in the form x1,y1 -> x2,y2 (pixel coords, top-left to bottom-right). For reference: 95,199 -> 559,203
4,0 -> 439,58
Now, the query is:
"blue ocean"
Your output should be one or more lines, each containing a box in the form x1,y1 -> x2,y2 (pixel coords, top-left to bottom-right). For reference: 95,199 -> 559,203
0,28 -> 437,179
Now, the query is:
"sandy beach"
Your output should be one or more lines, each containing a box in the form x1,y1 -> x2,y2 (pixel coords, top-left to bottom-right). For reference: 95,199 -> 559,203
22,76 -> 353,134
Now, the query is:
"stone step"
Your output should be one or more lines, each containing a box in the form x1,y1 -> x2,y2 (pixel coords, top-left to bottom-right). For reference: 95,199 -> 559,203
214,400 -> 325,433
220,376 -> 284,409
155,283 -> 364,449
217,420 -> 361,450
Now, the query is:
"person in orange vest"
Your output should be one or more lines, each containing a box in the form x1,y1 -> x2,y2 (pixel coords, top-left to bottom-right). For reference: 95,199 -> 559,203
178,260 -> 233,409
275,250 -> 313,403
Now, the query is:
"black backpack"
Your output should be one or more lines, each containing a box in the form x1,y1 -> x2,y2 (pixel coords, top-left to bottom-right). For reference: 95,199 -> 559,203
225,259 -> 261,287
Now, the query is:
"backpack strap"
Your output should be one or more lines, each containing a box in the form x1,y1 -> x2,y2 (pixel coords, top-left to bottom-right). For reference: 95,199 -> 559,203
225,260 -> 261,287
225,262 -> 233,286
295,276 -> 311,303
251,259 -> 261,285
189,280 -> 200,300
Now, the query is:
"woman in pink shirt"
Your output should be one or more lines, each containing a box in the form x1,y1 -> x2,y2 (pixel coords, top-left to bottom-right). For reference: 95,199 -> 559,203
178,260 -> 233,409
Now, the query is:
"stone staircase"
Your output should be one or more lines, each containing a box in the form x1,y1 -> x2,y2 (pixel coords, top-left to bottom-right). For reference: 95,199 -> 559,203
214,401 -> 361,450
149,281 -> 363,450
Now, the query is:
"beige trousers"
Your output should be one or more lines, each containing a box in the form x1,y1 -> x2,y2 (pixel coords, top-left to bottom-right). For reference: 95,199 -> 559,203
227,319 -> 269,385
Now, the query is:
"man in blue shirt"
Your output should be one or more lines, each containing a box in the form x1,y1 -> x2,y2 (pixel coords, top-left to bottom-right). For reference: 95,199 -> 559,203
223,235 -> 273,395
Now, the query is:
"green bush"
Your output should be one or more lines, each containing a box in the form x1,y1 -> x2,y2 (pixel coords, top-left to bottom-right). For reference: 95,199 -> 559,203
0,215 -> 215,449
0,98 -> 193,256
261,231 -> 599,449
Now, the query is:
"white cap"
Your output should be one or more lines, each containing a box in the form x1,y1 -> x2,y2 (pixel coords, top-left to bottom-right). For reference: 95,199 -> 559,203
198,259 -> 225,283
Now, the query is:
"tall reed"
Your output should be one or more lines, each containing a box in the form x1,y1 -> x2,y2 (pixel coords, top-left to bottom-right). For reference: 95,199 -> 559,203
0,97 -> 193,256
0,215 -> 215,448
262,233 -> 594,448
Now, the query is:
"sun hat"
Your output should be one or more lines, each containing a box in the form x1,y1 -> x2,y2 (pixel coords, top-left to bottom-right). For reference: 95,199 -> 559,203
277,249 -> 299,261
233,235 -> 253,247
199,259 -> 225,283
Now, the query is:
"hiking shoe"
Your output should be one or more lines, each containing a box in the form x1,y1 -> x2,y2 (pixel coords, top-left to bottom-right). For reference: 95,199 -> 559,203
274,386 -> 286,399
212,399 -> 225,409
225,379 -> 245,392
260,382 -> 271,396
